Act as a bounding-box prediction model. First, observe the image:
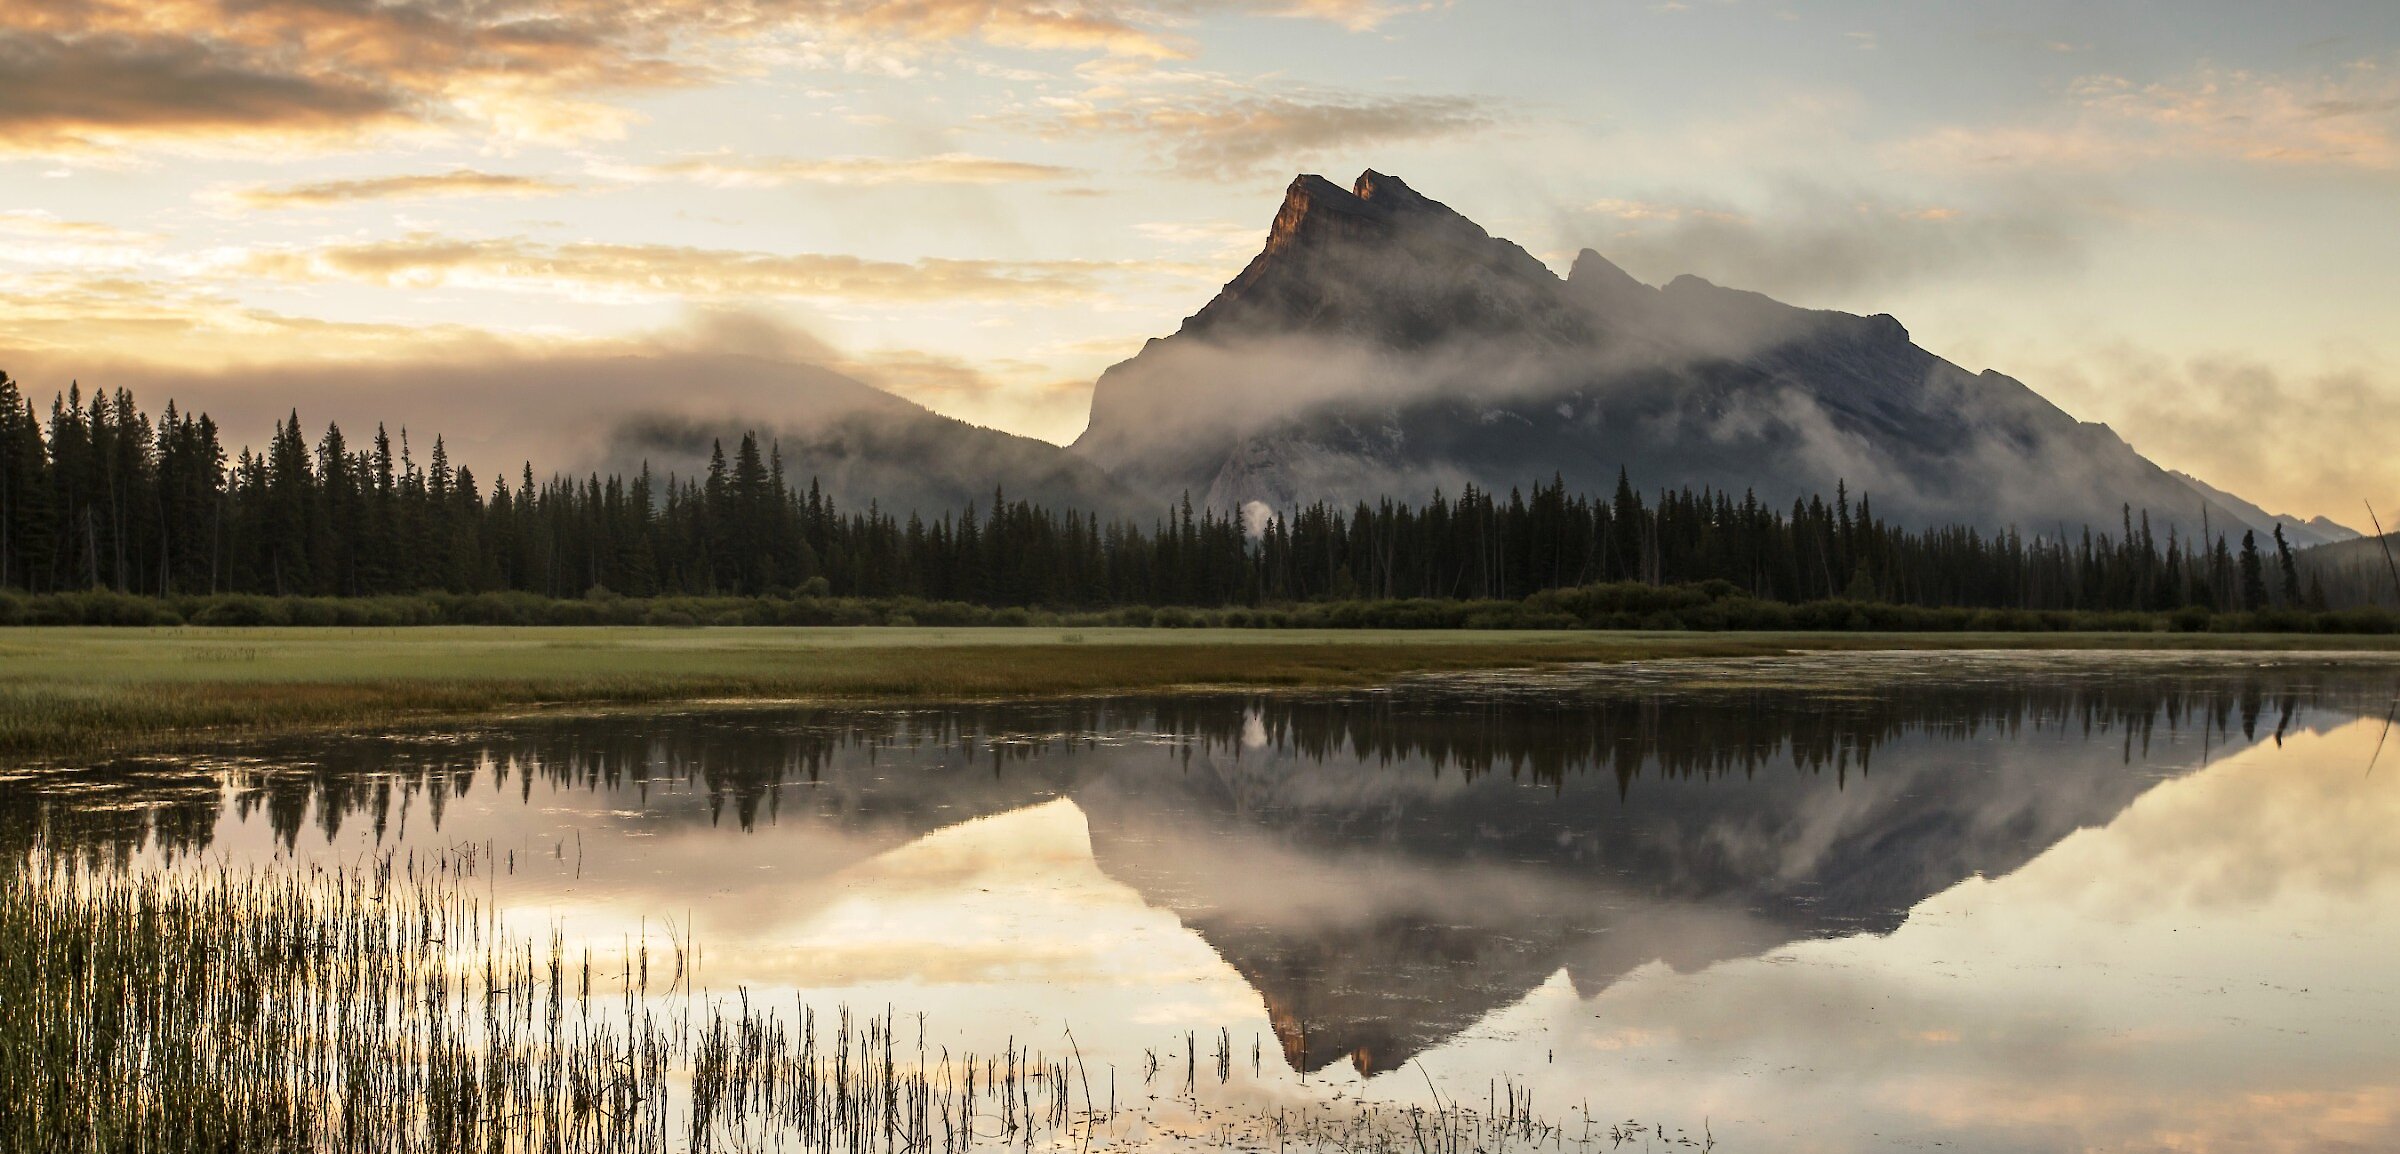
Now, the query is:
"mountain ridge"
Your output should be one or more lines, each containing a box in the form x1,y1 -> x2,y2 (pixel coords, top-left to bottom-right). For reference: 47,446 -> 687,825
565,352 -> 1139,518
2172,470 -> 2358,548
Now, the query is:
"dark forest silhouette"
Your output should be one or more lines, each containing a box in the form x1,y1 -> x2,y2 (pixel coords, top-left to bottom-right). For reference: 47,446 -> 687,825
0,377 -> 2382,613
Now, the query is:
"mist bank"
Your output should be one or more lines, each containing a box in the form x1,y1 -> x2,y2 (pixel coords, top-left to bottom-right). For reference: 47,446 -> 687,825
0,351 -> 1131,521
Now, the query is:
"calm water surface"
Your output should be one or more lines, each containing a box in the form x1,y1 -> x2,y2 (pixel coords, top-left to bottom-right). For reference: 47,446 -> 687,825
12,650 -> 2400,1151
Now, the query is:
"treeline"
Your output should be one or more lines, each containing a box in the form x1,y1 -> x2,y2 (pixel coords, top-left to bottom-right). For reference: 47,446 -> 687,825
0,376 -> 2388,615
4,583 -> 2395,634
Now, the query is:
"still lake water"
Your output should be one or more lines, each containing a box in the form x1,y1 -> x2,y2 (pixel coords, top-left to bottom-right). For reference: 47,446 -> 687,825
12,650 -> 2400,1151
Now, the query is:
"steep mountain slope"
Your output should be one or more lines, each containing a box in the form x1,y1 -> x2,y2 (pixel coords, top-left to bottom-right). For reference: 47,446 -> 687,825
139,349 -> 1138,519
2297,528 -> 2400,608
1075,170 -> 2249,535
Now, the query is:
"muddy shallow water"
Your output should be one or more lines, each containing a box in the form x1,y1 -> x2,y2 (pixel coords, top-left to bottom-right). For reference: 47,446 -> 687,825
13,650 -> 2400,1151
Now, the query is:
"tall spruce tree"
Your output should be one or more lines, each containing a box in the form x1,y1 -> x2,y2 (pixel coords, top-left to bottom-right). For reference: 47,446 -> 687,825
2273,525 -> 2301,607
2239,530 -> 2268,612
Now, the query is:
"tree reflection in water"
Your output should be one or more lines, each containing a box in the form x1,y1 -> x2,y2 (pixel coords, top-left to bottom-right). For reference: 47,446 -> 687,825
8,652 -> 2394,1078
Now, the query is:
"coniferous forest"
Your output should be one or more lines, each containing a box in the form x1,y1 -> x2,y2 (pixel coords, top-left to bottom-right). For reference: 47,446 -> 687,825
2,377 -> 2394,625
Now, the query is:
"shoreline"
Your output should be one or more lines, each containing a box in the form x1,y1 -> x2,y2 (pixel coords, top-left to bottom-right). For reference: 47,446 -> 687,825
9,626 -> 2400,766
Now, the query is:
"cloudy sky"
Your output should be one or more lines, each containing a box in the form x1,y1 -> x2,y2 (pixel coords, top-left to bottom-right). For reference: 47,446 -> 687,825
3,0 -> 2396,522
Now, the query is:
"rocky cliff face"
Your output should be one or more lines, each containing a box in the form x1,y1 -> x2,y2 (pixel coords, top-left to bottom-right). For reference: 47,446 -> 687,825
1177,170 -> 1581,346
1075,170 -> 2254,536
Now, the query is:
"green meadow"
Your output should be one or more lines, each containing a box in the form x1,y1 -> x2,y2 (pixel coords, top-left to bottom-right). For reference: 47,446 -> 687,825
6,626 -> 2399,765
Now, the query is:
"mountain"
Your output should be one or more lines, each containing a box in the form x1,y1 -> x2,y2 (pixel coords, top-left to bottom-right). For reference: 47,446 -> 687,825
575,353 -> 1138,517
1074,170 -> 2252,536
2172,471 -> 2359,549
59,350 -> 1136,521
2297,528 -> 2400,608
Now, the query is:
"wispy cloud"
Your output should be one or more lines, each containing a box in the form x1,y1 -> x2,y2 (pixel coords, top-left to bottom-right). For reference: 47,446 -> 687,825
831,347 -> 1096,441
0,268 -> 486,365
1576,184 -> 2099,300
1584,198 -> 1744,225
1896,59 -> 2400,173
0,210 -> 165,271
237,233 -> 1204,303
613,153 -> 1078,188
2033,345 -> 2400,526
0,209 -> 153,242
0,0 -> 1405,155
1267,0 -> 1418,31
1132,219 -> 1265,261
1034,85 -> 1493,177
235,170 -> 574,208
0,28 -> 414,154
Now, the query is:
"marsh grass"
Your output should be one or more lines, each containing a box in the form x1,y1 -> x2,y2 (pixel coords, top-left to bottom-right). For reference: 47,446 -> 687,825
0,629 -> 1785,764
7,626 -> 2398,766
0,853 -> 1669,1154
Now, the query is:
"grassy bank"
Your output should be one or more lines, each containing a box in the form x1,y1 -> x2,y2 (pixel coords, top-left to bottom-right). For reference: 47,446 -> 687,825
8,583 -> 2397,634
7,626 -> 2400,766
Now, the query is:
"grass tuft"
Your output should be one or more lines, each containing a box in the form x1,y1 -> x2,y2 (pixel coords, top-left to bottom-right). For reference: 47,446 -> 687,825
1,853 -> 1641,1152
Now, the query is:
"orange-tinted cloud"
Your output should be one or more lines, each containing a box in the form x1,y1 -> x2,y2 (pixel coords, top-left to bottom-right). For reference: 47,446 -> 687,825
1269,0 -> 1413,32
238,233 -> 1197,302
0,1 -> 1404,154
1897,59 -> 2400,173
0,269 -> 499,373
831,347 -> 1096,439
1039,88 -> 1492,177
0,209 -> 153,243
0,30 -> 411,152
0,0 -> 674,152
2028,346 -> 2400,534
232,170 -> 573,208
618,153 -> 1078,188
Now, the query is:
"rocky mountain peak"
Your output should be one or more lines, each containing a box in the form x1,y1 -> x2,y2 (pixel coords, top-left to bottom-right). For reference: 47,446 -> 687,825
1186,170 -> 1566,341
1565,248 -> 1659,321
1259,170 -> 1503,260
1351,168 -> 1417,202
1352,170 -> 1483,235
1567,248 -> 1646,291
1261,174 -> 1386,256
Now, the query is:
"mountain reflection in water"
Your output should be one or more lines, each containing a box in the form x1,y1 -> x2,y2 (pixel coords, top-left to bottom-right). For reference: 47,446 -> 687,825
9,652 -> 2395,1085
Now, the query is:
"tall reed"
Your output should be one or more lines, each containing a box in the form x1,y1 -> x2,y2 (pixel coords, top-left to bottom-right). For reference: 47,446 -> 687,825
0,852 -> 1643,1153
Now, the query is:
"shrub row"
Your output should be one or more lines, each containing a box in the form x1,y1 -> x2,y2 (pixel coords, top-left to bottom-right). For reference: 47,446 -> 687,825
0,584 -> 2393,634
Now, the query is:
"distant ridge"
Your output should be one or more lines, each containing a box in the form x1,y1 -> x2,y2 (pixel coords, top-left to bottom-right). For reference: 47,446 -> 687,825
2172,471 -> 2358,548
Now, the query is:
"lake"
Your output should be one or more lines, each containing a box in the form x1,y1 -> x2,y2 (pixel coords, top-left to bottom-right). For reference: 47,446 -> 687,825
10,650 -> 2400,1152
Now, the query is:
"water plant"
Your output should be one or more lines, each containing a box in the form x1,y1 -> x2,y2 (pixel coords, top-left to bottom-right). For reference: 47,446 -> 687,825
0,851 -> 1649,1154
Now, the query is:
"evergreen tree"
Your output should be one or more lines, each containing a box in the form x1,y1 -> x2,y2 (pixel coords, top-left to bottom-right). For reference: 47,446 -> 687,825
2239,530 -> 2268,612
2273,525 -> 2301,607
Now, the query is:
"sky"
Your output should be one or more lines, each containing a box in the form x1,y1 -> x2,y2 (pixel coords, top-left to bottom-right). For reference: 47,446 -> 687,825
3,0 -> 2397,524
